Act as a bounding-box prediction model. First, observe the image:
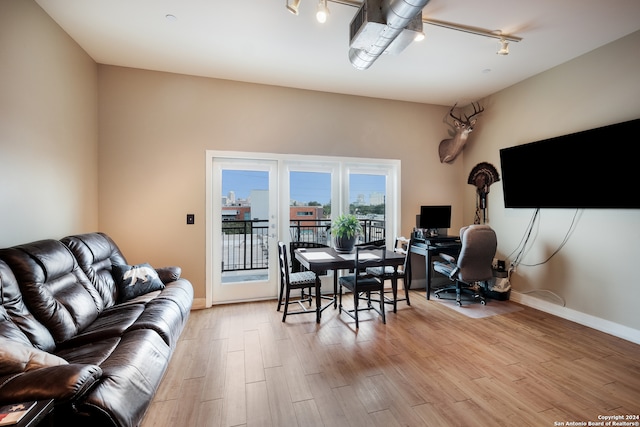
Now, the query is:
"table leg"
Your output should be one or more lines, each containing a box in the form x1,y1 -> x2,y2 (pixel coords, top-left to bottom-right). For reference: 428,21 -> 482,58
425,250 -> 432,300
333,271 -> 338,309
315,275 -> 321,323
392,267 -> 398,313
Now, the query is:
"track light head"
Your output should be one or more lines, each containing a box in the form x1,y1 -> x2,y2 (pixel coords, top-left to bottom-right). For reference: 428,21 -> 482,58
316,0 -> 329,23
497,38 -> 509,55
286,0 -> 300,15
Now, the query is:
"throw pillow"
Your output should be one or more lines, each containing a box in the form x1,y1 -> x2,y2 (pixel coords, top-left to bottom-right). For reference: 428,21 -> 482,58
0,338 -> 68,376
112,263 -> 165,302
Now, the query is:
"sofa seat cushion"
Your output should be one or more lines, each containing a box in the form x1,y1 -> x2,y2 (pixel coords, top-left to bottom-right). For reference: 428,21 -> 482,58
0,338 -> 68,376
127,299 -> 185,349
73,329 -> 171,427
112,263 -> 165,302
55,337 -> 121,367
56,304 -> 145,350
114,290 -> 162,306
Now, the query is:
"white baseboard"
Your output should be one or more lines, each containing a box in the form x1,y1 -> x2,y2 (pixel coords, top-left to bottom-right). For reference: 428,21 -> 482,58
510,291 -> 640,345
191,297 -> 207,310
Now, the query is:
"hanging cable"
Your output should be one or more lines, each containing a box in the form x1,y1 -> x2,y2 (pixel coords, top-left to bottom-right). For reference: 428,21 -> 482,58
507,207 -> 540,269
519,208 -> 580,267
505,208 -> 581,307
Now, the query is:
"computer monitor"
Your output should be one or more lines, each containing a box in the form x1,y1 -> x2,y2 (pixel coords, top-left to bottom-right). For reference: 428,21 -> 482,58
418,205 -> 451,232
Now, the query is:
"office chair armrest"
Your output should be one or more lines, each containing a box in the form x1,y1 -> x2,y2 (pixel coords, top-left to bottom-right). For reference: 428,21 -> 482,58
438,253 -> 456,264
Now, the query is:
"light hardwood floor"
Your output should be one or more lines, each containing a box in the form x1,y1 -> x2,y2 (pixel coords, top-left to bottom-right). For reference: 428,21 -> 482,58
141,292 -> 640,427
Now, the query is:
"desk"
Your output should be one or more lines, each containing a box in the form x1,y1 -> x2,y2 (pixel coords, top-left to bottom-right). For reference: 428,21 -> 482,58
294,247 -> 405,322
410,239 -> 461,300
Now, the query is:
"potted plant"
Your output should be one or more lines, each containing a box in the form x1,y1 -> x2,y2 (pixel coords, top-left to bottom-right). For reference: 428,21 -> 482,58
331,213 -> 363,253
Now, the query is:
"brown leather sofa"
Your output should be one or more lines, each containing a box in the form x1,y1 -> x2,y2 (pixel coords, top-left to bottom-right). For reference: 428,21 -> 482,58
0,232 -> 193,427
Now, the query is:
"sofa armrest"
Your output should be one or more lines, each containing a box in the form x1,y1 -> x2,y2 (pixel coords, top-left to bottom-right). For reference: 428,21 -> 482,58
0,364 -> 102,404
155,266 -> 182,283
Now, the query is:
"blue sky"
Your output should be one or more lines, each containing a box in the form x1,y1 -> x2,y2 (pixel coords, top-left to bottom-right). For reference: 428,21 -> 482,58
222,170 -> 385,204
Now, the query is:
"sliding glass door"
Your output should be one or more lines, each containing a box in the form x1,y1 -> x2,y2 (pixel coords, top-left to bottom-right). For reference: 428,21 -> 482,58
206,152 -> 400,306
210,158 -> 278,304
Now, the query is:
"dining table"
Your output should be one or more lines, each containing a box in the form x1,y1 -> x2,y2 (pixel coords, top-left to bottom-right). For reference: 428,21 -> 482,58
293,246 -> 406,323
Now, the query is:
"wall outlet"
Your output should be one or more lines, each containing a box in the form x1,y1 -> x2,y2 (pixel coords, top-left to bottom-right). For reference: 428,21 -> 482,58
186,214 -> 195,225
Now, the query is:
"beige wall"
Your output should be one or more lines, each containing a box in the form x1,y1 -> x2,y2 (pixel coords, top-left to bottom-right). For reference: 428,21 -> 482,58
0,0 -> 98,246
97,66 -> 464,300
463,30 -> 640,333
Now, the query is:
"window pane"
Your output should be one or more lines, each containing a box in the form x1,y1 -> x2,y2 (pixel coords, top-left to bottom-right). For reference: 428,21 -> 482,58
349,173 -> 386,243
289,171 -> 331,244
220,169 -> 270,283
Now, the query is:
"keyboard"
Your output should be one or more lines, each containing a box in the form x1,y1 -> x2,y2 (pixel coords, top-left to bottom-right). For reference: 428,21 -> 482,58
433,241 -> 459,247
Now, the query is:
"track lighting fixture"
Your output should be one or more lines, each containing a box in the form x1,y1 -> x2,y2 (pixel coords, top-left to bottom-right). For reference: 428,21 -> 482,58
497,37 -> 509,55
316,0 -> 330,23
283,0 -> 522,67
286,0 -> 300,15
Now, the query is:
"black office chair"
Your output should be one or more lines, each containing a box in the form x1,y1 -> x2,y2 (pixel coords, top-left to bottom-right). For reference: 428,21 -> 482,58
366,236 -> 412,312
338,245 -> 387,328
432,225 -> 497,306
277,241 -> 318,322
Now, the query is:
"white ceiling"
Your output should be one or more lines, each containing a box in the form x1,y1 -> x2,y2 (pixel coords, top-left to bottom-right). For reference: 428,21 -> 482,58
36,0 -> 640,106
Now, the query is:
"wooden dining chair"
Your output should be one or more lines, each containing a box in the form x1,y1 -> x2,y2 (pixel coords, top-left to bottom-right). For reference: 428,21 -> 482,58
277,241 -> 318,322
366,236 -> 412,312
338,244 -> 387,328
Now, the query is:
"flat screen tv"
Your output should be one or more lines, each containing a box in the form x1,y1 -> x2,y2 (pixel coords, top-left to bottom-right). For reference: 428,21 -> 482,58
419,205 -> 452,229
499,118 -> 640,209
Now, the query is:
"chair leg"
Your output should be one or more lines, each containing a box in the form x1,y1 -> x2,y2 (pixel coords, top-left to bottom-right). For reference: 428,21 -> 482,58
277,279 -> 285,312
392,278 -> 398,313
404,277 -> 411,306
380,288 -> 386,324
455,281 -> 462,306
353,290 -> 359,329
282,286 -> 291,322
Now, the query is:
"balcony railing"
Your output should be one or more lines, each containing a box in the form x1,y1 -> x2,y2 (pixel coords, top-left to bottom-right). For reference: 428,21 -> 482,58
221,219 -> 385,272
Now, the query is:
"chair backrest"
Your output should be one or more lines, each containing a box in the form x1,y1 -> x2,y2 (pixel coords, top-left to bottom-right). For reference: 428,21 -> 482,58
354,244 -> 387,283
393,236 -> 412,280
456,225 -> 497,282
278,242 -> 291,287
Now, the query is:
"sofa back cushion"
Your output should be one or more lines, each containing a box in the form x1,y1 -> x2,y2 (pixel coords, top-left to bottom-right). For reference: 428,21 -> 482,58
0,260 -> 56,351
0,240 -> 104,344
61,233 -> 127,308
0,305 -> 34,347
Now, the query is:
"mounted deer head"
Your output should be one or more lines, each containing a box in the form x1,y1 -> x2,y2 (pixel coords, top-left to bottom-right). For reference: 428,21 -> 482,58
438,102 -> 484,164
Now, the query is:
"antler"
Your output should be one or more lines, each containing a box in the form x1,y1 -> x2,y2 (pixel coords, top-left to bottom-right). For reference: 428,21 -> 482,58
448,102 -> 465,122
464,101 -> 484,122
